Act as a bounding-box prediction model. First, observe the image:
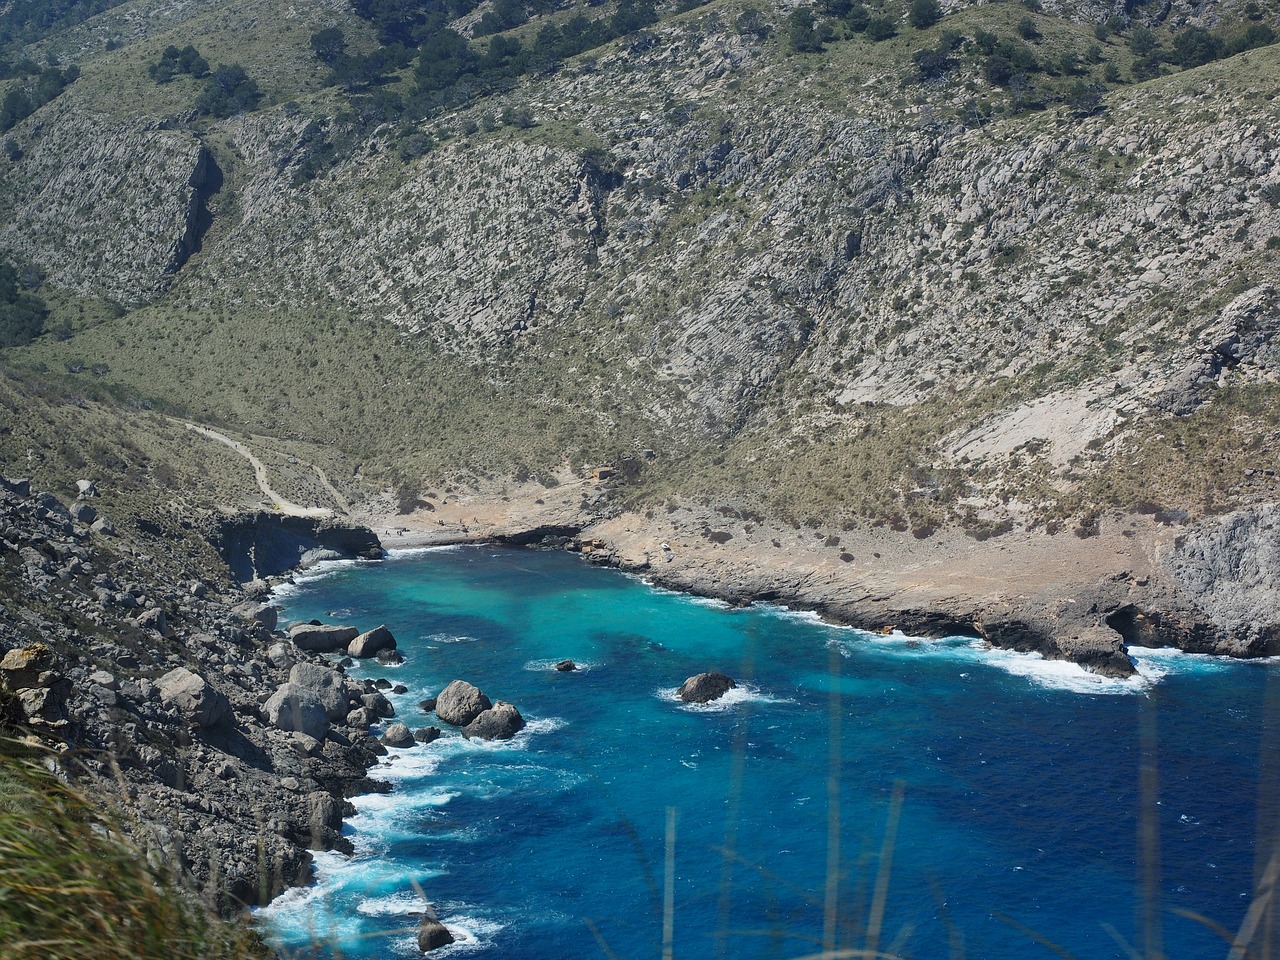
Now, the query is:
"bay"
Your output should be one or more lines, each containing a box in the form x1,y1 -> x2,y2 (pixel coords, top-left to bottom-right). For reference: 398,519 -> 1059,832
260,545 -> 1278,960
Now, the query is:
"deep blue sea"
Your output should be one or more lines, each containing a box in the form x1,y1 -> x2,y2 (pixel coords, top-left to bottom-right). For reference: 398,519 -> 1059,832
259,545 -> 1280,960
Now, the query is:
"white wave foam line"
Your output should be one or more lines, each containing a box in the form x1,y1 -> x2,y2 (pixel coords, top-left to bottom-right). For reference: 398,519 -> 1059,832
385,544 -> 463,559
523,658 -> 600,672
953,641 -> 1157,696
658,683 -> 791,712
1127,646 -> 1274,673
424,633 -> 479,644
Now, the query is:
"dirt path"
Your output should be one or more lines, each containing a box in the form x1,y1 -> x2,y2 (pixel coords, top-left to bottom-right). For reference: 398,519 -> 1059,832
174,420 -> 334,519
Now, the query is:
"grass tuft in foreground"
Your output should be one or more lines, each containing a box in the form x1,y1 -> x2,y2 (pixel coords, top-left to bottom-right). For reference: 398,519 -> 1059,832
0,743 -> 271,960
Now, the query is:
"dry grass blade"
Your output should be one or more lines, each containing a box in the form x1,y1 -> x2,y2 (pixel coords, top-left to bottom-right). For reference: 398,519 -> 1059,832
0,744 -> 270,960
990,911 -> 1081,960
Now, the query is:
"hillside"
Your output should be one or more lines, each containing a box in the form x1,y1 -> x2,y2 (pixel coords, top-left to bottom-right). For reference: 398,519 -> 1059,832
0,0 -> 1278,935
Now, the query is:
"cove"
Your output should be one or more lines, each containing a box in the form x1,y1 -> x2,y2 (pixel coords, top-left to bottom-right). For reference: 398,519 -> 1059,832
260,545 -> 1279,959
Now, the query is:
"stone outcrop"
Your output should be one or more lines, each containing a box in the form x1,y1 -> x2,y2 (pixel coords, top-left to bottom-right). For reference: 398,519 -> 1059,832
381,722 -> 414,747
433,680 -> 492,726
677,672 -> 736,703
206,513 -> 382,584
462,701 -> 525,741
349,625 -> 396,659
289,622 -> 359,653
156,667 -> 232,728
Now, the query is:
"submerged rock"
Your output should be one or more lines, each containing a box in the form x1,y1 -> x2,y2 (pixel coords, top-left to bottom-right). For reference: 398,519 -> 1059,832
462,701 -> 525,741
677,671 -> 736,703
434,680 -> 492,726
553,659 -> 577,672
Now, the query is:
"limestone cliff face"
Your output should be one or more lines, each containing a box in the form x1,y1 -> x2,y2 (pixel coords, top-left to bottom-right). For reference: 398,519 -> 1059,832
0,100 -> 212,305
0,0 -> 1277,465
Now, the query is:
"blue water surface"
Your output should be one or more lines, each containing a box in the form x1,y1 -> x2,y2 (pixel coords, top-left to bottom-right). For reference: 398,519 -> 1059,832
259,545 -> 1280,960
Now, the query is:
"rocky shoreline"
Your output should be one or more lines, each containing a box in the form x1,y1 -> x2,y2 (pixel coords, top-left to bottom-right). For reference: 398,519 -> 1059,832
2,468 -> 1277,951
0,477 -> 395,917
370,477 -> 1280,680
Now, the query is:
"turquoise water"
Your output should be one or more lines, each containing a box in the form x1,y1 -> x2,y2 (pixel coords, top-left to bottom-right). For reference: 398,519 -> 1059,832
260,546 -> 1279,960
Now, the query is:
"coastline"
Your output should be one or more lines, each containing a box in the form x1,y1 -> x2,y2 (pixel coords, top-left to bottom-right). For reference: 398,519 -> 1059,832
356,477 -> 1280,677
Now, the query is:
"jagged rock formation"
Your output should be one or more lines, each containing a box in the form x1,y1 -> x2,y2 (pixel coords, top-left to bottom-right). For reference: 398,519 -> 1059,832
0,478 -> 390,910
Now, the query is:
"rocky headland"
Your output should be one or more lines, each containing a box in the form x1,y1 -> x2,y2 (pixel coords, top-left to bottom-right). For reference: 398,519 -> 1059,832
0,475 -> 398,912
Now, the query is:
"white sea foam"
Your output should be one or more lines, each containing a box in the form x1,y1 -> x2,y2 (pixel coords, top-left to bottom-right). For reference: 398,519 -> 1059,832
658,682 -> 791,712
385,544 -> 463,559
424,632 -> 479,644
523,658 -> 600,672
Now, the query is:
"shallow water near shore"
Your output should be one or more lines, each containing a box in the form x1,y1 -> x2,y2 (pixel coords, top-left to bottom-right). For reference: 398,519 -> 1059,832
261,545 -> 1279,960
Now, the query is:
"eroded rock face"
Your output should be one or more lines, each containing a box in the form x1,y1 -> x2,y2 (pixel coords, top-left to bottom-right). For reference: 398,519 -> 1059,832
462,701 -> 525,741
157,667 -> 231,728
433,680 -> 492,726
677,671 -> 736,703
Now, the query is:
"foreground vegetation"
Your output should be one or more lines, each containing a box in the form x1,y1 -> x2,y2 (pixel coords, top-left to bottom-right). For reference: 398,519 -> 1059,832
0,744 -> 270,960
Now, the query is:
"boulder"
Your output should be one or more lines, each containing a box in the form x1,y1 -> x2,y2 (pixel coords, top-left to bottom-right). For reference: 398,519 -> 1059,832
361,691 -> 395,719
553,659 -> 577,672
75,479 -> 97,498
419,698 -> 437,713
267,642 -> 293,668
349,624 -> 396,659
381,722 -> 414,747
1,477 -> 30,497
134,607 -> 171,637
90,516 -> 115,536
288,622 -> 359,652
234,601 -> 278,632
157,667 -> 231,728
414,726 -> 441,744
418,917 -> 455,953
677,671 -> 736,703
69,501 -> 97,524
264,684 -> 330,740
0,644 -> 56,690
288,662 -> 350,721
434,680 -> 492,726
462,701 -> 525,741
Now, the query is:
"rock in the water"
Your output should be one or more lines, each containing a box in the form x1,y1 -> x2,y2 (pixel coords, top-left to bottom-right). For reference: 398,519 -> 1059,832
264,684 -> 330,740
462,701 -> 525,741
418,916 -> 455,953
677,671 -> 736,703
553,659 -> 577,672
419,698 -> 437,713
434,680 -> 492,726
381,722 -> 414,747
157,667 -> 231,728
288,622 -> 359,652
349,624 -> 396,659
414,726 -> 441,744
